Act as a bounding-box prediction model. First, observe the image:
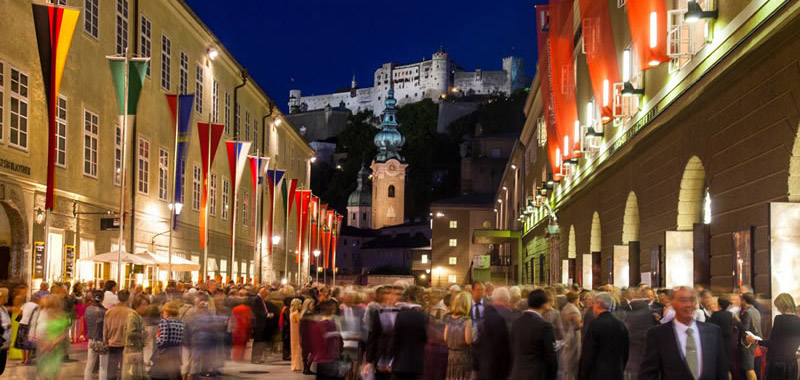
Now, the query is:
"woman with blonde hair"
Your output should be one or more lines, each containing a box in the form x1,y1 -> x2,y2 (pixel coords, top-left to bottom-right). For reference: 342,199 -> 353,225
444,292 -> 473,380
300,298 -> 316,374
289,298 -> 303,371
746,293 -> 800,380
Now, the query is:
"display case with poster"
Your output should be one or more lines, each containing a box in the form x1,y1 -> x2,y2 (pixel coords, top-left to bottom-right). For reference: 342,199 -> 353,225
33,241 -> 45,279
63,245 -> 75,281
731,227 -> 753,290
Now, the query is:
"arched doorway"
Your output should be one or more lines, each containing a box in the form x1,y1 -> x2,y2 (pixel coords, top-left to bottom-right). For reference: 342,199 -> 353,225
0,189 -> 28,282
622,192 -> 641,285
677,156 -> 706,231
590,212 -> 603,287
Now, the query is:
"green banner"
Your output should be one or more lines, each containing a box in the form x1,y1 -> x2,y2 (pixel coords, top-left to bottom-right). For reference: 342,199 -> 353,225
109,58 -> 149,115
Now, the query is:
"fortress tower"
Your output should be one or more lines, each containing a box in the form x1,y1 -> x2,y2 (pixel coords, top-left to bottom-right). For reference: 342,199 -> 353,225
371,87 -> 408,229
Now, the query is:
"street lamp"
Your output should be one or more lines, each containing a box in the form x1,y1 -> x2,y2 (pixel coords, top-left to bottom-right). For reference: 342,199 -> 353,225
272,235 -> 281,245
313,250 -> 321,283
206,47 -> 218,60
168,203 -> 183,215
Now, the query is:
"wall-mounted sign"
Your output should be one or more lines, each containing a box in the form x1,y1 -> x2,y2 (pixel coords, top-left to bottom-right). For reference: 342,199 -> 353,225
472,255 -> 490,269
33,241 -> 45,279
64,245 -> 75,280
0,158 -> 31,176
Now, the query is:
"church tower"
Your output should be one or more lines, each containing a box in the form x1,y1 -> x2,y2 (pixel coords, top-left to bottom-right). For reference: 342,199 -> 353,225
371,87 -> 407,229
347,165 -> 372,229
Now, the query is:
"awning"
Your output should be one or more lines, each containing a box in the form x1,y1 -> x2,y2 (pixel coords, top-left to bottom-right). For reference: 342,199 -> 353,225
84,248 -> 155,266
135,251 -> 200,272
472,229 -> 521,244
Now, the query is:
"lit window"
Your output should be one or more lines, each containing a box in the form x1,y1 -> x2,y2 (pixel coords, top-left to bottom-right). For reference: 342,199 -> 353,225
160,35 -> 171,91
55,95 -> 67,168
140,16 -> 151,76
224,92 -> 231,135
179,51 -> 188,94
448,274 -> 457,284
449,257 -> 457,265
84,0 -> 99,38
421,254 -> 428,264
222,178 -> 229,220
209,173 -> 217,217
195,65 -> 203,113
138,138 -> 150,194
449,220 -> 457,229
192,165 -> 201,211
158,149 -> 168,201
388,185 -> 395,198
83,110 -> 99,178
115,0 -> 128,55
212,79 -> 219,123
9,68 -> 29,150
245,110 -> 250,141
449,239 -> 457,247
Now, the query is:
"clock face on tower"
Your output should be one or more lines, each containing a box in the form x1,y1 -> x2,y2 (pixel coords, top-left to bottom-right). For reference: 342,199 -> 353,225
389,164 -> 396,171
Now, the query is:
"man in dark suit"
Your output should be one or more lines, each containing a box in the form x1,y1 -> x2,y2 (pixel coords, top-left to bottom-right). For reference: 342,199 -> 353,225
624,289 -> 659,380
639,286 -> 729,380
250,286 -> 279,364
578,292 -> 629,380
389,286 -> 427,380
475,288 -> 512,380
510,289 -> 557,380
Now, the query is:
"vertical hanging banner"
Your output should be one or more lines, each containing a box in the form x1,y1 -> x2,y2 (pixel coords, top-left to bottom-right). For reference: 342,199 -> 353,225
626,0 -> 669,70
579,0 -> 621,123
319,203 -> 329,267
32,3 -> 80,210
299,191 -> 312,264
549,0 -> 581,158
326,209 -> 335,268
332,213 -> 343,272
166,94 -> 195,229
281,179 -> 299,220
248,156 -> 268,225
536,5 -> 564,180
226,141 -> 252,242
310,196 -> 319,266
197,123 -> 225,247
266,169 -> 285,255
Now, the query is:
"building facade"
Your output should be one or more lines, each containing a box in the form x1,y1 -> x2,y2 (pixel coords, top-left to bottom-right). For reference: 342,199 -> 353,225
0,0 -> 313,289
481,0 -> 800,309
288,47 -> 526,116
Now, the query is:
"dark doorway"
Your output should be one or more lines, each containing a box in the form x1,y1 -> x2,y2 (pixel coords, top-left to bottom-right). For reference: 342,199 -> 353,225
0,247 -> 9,280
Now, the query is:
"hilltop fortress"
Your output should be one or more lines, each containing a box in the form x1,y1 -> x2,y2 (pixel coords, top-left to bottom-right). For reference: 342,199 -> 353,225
288,47 -> 526,115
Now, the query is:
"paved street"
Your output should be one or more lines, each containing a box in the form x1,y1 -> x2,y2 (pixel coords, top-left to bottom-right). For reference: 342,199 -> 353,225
3,342 -> 310,379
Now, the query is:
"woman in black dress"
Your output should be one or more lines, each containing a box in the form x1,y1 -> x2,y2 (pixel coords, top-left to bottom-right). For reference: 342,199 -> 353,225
746,293 -> 800,380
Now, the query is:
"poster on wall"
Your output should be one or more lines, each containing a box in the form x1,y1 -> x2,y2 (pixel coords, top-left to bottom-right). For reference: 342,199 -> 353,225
33,241 -> 45,279
582,254 -> 593,289
650,245 -> 662,287
769,202 -> 800,320
64,245 -> 75,280
613,245 -> 630,288
731,227 -> 753,290
665,231 -> 694,288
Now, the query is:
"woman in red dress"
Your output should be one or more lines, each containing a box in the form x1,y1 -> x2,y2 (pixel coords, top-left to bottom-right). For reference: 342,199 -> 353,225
229,290 -> 252,362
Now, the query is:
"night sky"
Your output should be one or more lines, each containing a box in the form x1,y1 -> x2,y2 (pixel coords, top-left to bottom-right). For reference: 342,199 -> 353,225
185,0 -> 546,112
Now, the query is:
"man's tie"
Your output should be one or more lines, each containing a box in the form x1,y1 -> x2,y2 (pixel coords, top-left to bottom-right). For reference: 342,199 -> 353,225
474,302 -> 481,320
685,327 -> 699,379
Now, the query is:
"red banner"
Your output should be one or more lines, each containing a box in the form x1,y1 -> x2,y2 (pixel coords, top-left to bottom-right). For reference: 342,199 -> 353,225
333,213 -> 343,273
310,196 -> 319,265
549,0 -> 581,158
198,123 -> 225,248
579,0 -> 621,123
295,190 -> 311,263
536,5 -> 564,180
626,0 -> 669,71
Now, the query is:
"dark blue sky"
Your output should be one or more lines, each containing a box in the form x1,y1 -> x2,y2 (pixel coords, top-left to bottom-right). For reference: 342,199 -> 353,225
185,0 -> 545,112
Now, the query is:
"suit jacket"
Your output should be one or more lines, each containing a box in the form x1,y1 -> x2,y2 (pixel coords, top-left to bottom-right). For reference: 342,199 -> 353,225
389,305 -> 427,374
708,310 -> 733,362
638,320 -> 728,380
578,311 -> 629,380
251,295 -> 279,341
475,305 -> 512,380
624,300 -> 658,375
509,311 -> 557,380
365,305 -> 399,367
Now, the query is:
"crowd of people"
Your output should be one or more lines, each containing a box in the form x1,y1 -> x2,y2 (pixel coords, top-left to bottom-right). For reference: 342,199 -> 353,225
0,279 -> 798,380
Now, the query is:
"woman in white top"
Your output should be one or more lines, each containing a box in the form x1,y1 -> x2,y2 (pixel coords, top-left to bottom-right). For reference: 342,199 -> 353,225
14,295 -> 38,365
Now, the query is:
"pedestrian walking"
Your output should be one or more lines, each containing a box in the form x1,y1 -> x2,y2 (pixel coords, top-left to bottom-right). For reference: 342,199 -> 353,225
578,292 -> 629,380
509,289 -> 557,380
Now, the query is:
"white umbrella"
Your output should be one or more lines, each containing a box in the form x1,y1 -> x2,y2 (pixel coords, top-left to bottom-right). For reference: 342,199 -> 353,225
85,248 -> 155,266
135,251 -> 200,272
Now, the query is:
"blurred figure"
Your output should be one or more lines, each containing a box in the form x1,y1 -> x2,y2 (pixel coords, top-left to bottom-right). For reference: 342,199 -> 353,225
300,298 -> 317,374
740,293 -> 762,380
366,286 -> 401,380
312,300 -> 344,380
580,291 -> 594,338
444,292 -> 473,380
391,286 -> 428,380
229,290 -> 252,362
15,294 -> 38,364
121,296 -> 148,380
84,290 -> 108,380
698,290 -> 714,321
657,289 -> 674,324
709,294 -> 735,377
560,291 -> 583,380
149,301 -> 184,380
339,290 -> 365,380
747,293 -> 800,380
491,287 -> 520,331
289,298 -> 303,371
475,288 -> 511,380
72,282 -> 87,343
34,294 -> 70,380
251,287 -> 279,364
623,288 -> 658,380
184,292 -> 220,378
103,281 -> 120,310
509,289 -> 557,380
33,282 -> 50,299
578,292 -> 629,380
0,288 -> 11,375
424,289 -> 448,380
638,286 -> 728,380
105,290 -> 134,380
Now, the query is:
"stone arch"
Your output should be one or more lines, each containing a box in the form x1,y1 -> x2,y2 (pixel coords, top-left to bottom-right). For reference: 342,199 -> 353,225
789,121 -> 800,201
0,185 -> 29,281
622,191 -> 640,244
677,156 -> 706,231
568,225 -> 576,259
590,212 -> 601,253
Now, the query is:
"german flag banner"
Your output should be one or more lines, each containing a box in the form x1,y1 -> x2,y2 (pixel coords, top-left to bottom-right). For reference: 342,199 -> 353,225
32,3 -> 79,210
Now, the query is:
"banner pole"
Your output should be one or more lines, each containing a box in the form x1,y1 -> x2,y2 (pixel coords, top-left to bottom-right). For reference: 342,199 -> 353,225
116,50 -> 130,286
168,95 -> 179,280
204,114 -> 211,284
